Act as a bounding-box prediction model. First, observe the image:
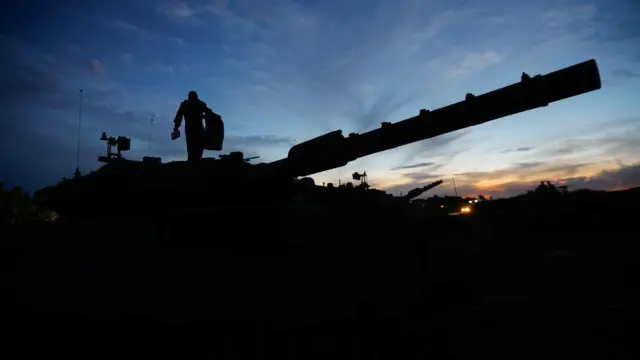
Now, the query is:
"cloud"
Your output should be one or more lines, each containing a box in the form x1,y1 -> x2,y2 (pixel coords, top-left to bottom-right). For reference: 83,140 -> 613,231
110,18 -> 150,37
181,1 -> 480,130
87,59 -> 104,77
544,5 -> 597,28
614,69 -> 640,78
106,17 -> 186,46
582,3 -> 639,45
446,51 -> 505,78
391,162 -> 436,171
501,147 -> 534,153
381,160 -> 640,199
4,1 -> 637,195
168,37 -> 186,45
562,163 -> 640,191
539,130 -> 640,159
402,173 -> 444,183
225,135 -> 293,148
157,0 -> 201,23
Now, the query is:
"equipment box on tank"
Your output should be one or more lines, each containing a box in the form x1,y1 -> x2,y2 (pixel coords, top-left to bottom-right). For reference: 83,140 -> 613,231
203,113 -> 224,151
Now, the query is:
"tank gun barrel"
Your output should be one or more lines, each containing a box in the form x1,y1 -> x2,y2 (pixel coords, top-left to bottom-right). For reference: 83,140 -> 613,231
403,180 -> 444,200
278,59 -> 601,177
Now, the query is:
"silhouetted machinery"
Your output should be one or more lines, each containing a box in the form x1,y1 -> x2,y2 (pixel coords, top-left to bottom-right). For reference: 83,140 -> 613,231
352,172 -> 369,189
34,59 -> 602,217
402,180 -> 444,201
278,59 -> 601,178
217,153 -> 260,163
98,132 -> 131,163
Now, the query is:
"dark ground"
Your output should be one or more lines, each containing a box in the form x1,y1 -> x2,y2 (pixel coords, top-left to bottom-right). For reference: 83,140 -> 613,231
2,188 -> 639,359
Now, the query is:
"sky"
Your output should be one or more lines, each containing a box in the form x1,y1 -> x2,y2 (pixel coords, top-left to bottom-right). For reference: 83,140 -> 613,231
0,0 -> 639,198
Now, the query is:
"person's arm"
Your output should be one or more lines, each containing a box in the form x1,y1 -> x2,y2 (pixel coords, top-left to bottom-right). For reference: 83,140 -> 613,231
201,100 -> 215,117
173,102 -> 184,130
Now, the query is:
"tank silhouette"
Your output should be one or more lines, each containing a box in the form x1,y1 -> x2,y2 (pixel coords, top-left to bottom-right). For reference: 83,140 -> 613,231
402,180 -> 444,201
34,59 -> 601,218
17,60 -> 606,353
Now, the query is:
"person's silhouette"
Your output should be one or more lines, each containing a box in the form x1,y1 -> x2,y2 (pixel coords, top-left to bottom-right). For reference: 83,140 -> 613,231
173,91 -> 215,163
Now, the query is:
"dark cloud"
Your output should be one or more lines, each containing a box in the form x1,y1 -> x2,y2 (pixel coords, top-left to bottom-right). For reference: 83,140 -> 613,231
403,171 -> 446,182
613,69 -> 640,78
540,129 -> 640,158
391,162 -> 435,170
539,163 -> 592,177
391,163 -> 446,182
500,146 -> 533,153
562,163 -> 640,191
453,162 -> 547,180
512,161 -> 544,170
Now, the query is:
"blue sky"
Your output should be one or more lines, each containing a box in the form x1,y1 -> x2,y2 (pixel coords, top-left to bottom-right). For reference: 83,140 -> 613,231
0,0 -> 639,197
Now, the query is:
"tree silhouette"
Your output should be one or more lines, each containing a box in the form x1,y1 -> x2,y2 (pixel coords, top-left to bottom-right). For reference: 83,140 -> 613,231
1,181 -> 58,223
1,183 -> 30,223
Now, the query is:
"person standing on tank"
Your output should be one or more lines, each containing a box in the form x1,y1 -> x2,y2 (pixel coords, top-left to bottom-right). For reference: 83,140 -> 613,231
173,91 -> 215,163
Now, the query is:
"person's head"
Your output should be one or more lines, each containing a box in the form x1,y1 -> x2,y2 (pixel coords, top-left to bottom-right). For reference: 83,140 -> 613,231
188,91 -> 198,101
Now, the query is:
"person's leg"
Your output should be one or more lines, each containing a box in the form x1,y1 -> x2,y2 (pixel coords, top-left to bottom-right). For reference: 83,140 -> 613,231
185,125 -> 204,163
195,137 -> 204,160
186,135 -> 197,162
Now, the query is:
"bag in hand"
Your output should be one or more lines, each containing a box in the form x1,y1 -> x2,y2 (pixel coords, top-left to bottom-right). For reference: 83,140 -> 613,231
203,112 -> 225,151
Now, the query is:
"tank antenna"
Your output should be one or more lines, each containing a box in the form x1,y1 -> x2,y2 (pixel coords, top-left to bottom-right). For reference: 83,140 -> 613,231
148,113 -> 155,151
74,89 -> 83,178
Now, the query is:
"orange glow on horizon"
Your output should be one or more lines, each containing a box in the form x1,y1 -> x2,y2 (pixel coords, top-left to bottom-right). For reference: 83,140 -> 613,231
360,159 -> 638,198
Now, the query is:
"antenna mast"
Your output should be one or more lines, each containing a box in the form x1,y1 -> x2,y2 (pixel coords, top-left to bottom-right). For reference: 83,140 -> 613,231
148,113 -> 155,151
452,176 -> 458,196
75,89 -> 83,177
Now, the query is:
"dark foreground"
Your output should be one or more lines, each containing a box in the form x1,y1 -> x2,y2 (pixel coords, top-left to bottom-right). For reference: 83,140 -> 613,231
2,189 -> 639,359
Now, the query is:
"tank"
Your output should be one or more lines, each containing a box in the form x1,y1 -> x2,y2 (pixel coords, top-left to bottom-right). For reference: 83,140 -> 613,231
14,60 -> 603,351
33,59 -> 602,218
402,180 -> 445,201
